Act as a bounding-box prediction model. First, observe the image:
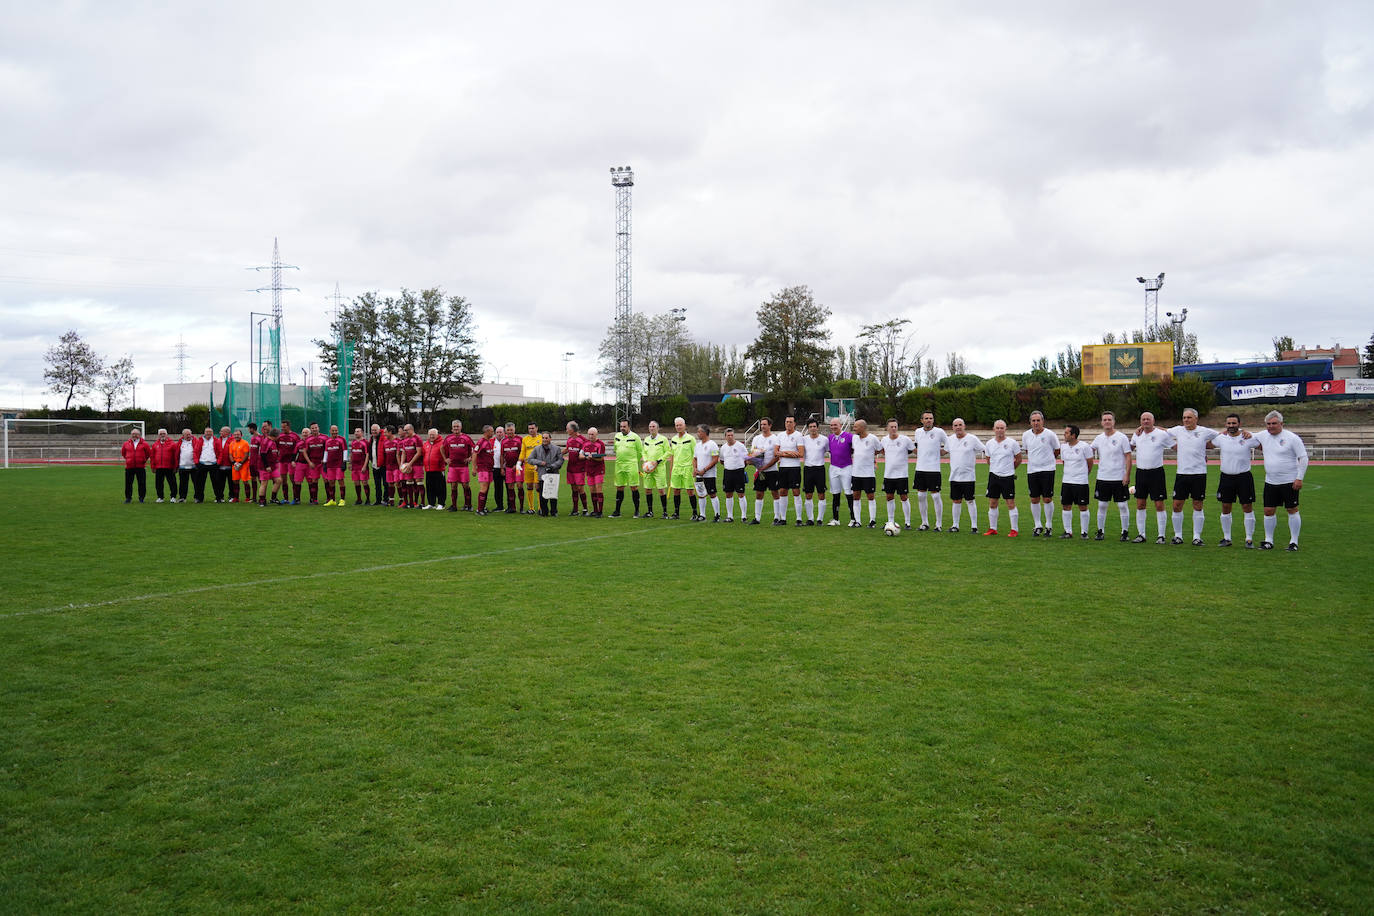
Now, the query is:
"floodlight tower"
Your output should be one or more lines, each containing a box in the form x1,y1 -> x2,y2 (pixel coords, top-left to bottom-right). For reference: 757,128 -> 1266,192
1166,308 -> 1189,363
611,166 -> 635,426
1136,272 -> 1165,330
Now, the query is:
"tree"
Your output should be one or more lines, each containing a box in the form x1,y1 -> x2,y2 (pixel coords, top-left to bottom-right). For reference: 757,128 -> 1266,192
745,285 -> 833,400
1272,335 -> 1296,361
677,342 -> 747,394
44,330 -> 102,409
856,317 -> 927,398
1363,332 -> 1374,378
596,311 -> 696,407
316,287 -> 480,423
94,355 -> 136,414
1102,325 -> 1199,365
945,352 -> 969,376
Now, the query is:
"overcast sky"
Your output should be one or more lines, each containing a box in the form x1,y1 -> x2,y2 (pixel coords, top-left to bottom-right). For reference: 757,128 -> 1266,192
2,0 -> 1371,410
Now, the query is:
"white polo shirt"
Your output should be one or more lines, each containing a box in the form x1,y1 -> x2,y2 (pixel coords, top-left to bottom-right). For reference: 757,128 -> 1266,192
1253,429 -> 1309,485
1213,431 -> 1260,475
750,433 -> 779,469
801,434 -> 829,466
1168,425 -> 1217,476
1091,431 -> 1133,479
1021,427 -> 1061,474
984,436 -> 1020,478
851,434 -> 882,477
913,427 -> 948,473
1131,428 -> 1174,471
879,434 -> 914,480
1060,440 -> 1095,485
946,434 -> 984,483
775,429 -> 805,468
693,439 -> 720,476
719,441 -> 748,471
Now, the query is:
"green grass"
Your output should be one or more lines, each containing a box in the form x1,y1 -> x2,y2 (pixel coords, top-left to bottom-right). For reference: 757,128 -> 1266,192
1,464 -> 1370,913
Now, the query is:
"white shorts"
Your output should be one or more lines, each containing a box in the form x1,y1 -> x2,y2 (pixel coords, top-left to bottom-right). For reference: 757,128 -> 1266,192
541,474 -> 561,498
828,465 -> 853,495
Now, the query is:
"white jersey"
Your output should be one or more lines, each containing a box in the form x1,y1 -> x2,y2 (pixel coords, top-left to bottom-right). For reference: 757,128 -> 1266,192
1212,431 -> 1259,476
1060,440 -> 1095,485
801,434 -> 829,466
1131,428 -> 1174,470
984,436 -> 1020,477
851,434 -> 883,477
912,427 -> 948,472
879,434 -> 914,479
946,434 -> 984,483
692,439 -> 720,476
1021,428 -> 1061,474
1253,429 -> 1309,484
775,430 -> 805,468
750,433 -> 779,469
1168,425 -> 1217,475
719,441 -> 748,471
1091,431 -> 1133,480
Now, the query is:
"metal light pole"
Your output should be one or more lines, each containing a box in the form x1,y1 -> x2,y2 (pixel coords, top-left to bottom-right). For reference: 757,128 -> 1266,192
1166,308 -> 1189,363
561,352 -> 575,403
208,362 -> 218,426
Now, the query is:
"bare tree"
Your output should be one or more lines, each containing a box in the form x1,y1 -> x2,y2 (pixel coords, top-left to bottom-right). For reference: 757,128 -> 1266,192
857,318 -> 927,397
44,330 -> 102,409
94,355 -> 137,413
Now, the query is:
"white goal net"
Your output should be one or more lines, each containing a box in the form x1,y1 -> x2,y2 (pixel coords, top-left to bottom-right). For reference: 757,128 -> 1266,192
2,418 -> 146,468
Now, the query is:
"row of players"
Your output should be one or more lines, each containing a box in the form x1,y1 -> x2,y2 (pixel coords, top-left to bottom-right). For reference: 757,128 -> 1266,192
120,407 -> 1307,549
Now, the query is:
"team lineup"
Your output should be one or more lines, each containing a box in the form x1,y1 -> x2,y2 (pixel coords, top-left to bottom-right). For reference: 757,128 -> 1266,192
117,407 -> 1309,550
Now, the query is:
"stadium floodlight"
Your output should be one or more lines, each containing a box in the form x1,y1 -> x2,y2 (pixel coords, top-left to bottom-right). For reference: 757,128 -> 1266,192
670,308 -> 686,323
1166,308 -> 1190,362
1136,271 -> 1166,328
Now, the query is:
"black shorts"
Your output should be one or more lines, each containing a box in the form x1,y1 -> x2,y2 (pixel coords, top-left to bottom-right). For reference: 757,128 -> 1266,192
1263,482 -> 1300,510
852,475 -> 876,494
777,466 -> 801,490
1095,479 -> 1130,502
882,476 -> 909,496
696,476 -> 717,495
803,466 -> 826,494
1060,482 -> 1090,507
1172,473 -> 1207,502
1027,470 -> 1056,499
985,473 -> 1016,501
1134,467 -> 1167,501
1216,471 -> 1255,506
723,467 -> 747,494
912,470 -> 942,492
754,469 -> 780,493
949,480 -> 975,501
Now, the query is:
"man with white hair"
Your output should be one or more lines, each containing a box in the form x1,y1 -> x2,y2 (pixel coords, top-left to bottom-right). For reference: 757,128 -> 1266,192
1250,409 -> 1309,551
668,416 -> 697,520
1165,408 -> 1217,545
1130,412 -> 1174,544
1021,410 -> 1060,537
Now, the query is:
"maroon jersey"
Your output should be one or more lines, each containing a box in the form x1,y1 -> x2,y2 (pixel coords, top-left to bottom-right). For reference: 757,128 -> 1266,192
277,431 -> 301,462
382,438 -> 401,470
303,434 -> 327,464
564,434 -> 586,475
500,435 -> 522,468
474,436 -> 497,471
581,437 -> 606,468
443,433 -> 474,465
399,435 -> 421,467
259,438 -> 279,469
324,435 -> 347,469
349,438 -> 369,469
248,434 -> 262,469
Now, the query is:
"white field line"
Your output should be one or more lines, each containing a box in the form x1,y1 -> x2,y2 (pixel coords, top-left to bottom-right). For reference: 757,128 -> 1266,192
3,527 -> 662,621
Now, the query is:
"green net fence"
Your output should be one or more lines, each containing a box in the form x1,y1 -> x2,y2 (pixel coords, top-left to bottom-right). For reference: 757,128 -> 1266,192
213,339 -> 354,431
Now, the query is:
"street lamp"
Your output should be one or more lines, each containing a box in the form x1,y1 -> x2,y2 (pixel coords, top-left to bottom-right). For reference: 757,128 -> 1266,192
1166,308 -> 1189,364
1136,272 -> 1165,329
562,352 -> 575,403
209,362 -> 218,425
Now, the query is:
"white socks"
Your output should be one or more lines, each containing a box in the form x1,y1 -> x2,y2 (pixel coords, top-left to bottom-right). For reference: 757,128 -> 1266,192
989,506 -> 1000,531
1008,508 -> 1019,533
932,493 -> 943,528
1192,510 -> 1205,540
917,492 -> 928,525
902,501 -> 911,526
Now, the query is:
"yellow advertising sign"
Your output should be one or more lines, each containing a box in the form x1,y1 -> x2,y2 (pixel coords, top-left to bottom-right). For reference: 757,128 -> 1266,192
1081,342 -> 1175,386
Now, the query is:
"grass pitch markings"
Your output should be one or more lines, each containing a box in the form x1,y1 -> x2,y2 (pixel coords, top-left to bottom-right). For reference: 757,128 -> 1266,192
3,526 -> 665,621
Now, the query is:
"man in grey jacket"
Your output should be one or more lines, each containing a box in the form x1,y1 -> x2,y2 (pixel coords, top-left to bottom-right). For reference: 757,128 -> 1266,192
526,433 -> 565,517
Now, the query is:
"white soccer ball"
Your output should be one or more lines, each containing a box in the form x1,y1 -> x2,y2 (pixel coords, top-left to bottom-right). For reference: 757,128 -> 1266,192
883,522 -> 899,536
641,460 -> 657,474
1128,485 -> 1136,495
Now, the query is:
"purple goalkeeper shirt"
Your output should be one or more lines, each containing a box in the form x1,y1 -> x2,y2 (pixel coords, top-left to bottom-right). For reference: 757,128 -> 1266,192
827,432 -> 854,468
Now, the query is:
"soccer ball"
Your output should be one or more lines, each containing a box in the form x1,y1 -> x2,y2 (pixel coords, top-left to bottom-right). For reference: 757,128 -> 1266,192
883,522 -> 899,536
641,460 -> 658,474
1128,485 -> 1136,495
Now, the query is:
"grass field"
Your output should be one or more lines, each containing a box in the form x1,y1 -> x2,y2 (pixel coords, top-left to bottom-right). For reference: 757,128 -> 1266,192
2,463 -> 1370,913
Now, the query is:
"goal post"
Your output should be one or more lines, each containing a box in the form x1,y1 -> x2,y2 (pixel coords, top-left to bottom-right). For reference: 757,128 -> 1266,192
2,418 -> 145,469
823,398 -> 856,431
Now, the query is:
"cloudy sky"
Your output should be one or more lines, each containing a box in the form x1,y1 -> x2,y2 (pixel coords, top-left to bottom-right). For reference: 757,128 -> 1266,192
2,0 -> 1371,409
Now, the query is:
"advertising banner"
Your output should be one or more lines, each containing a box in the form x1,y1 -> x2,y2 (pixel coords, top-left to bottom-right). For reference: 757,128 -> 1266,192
1306,379 -> 1374,396
1081,342 -> 1175,386
1231,383 -> 1299,401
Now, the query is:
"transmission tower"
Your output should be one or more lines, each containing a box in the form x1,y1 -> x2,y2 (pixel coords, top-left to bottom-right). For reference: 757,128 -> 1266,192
611,166 -> 634,425
174,335 -> 189,383
247,238 -> 300,426
1136,272 -> 1165,330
